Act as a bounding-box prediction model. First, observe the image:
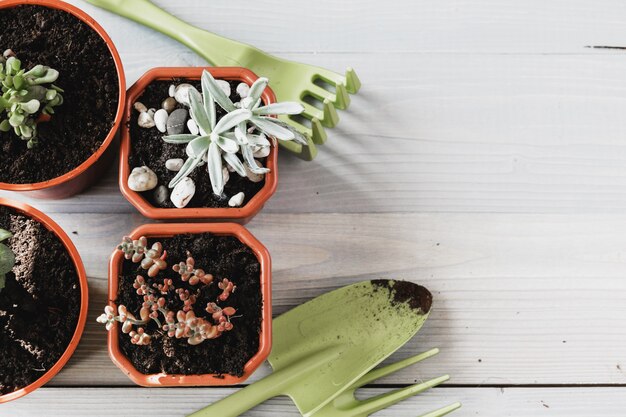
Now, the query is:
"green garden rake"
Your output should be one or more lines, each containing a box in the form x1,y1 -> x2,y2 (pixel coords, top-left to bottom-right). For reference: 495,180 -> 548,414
85,0 -> 361,160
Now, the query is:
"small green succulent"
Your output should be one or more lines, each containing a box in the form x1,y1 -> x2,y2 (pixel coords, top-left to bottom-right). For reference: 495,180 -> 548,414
0,228 -> 15,292
0,51 -> 64,148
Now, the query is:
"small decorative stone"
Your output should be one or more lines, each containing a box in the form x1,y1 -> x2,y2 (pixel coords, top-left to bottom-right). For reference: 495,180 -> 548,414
187,118 -> 199,135
168,84 -> 176,97
245,160 -> 265,183
153,185 -> 169,206
133,101 -> 148,113
162,97 -> 177,113
236,82 -> 250,98
253,146 -> 270,158
222,167 -> 230,185
128,166 -> 157,191
174,83 -> 196,105
170,177 -> 195,208
228,192 -> 245,207
165,158 -> 184,172
216,79 -> 231,97
154,109 -> 168,133
166,108 -> 188,135
137,111 -> 155,129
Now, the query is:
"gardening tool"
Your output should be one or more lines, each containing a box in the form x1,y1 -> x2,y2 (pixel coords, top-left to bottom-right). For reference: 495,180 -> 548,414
311,348 -> 461,417
84,0 -> 362,160
188,280 -> 457,417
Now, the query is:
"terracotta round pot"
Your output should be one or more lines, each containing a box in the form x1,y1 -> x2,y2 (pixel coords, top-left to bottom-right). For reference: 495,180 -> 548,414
0,0 -> 126,199
107,222 -> 272,386
0,197 -> 88,403
120,67 -> 277,223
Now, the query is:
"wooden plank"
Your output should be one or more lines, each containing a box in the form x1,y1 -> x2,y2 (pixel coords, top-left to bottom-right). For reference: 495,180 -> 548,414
4,52 -> 626,214
4,387 -> 626,416
67,0 -> 626,55
0,212 -> 613,386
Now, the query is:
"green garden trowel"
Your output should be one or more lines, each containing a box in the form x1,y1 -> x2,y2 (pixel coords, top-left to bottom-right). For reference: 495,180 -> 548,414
188,280 -> 434,417
85,0 -> 362,160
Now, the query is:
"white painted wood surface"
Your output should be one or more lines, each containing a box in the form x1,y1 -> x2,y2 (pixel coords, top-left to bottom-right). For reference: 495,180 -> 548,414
2,0 -> 626,415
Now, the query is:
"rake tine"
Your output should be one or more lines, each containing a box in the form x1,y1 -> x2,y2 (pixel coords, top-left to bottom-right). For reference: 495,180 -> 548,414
334,83 -> 351,110
418,402 -> 462,417
302,102 -> 325,123
308,84 -> 337,102
345,67 -> 361,94
311,118 -> 328,144
351,348 -> 440,390
353,374 -> 450,416
322,99 -> 339,127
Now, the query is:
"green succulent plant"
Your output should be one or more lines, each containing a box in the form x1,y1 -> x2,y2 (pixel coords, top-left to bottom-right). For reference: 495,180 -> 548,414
162,70 -> 306,197
0,228 -> 15,292
0,51 -> 64,148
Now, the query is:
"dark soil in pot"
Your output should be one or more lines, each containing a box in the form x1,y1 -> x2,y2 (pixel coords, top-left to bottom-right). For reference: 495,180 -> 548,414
117,233 -> 262,377
0,206 -> 80,395
128,80 -> 266,208
0,5 -> 119,184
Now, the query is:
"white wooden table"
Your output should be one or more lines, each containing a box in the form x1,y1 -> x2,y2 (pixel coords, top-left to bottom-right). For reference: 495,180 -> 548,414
3,0 -> 626,415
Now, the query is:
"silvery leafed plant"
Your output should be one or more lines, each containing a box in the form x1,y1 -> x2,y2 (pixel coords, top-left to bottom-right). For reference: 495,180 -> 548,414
162,70 -> 306,197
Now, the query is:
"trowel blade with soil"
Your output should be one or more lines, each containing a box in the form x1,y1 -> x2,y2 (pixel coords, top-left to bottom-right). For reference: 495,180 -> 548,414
188,279 -> 432,417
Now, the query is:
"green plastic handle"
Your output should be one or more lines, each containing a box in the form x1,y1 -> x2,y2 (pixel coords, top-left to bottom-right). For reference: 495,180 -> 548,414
84,0 -> 242,65
187,346 -> 342,417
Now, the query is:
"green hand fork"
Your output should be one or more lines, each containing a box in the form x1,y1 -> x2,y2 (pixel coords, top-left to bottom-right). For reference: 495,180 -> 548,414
312,348 -> 461,417
85,0 -> 362,160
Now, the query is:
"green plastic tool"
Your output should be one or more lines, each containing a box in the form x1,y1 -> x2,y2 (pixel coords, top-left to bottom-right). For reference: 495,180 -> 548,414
84,0 -> 362,160
188,280 -> 436,417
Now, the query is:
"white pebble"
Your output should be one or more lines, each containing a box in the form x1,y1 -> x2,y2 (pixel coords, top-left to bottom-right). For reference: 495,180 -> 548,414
128,166 -> 158,191
236,82 -> 250,98
216,79 -> 231,97
133,101 -> 147,113
165,158 -> 184,172
228,192 -> 245,207
187,119 -> 199,135
245,160 -> 266,183
154,109 -> 168,133
153,185 -> 169,206
137,112 -> 155,129
170,177 -> 195,208
253,146 -> 270,158
222,167 -> 230,185
174,83 -> 197,106
168,84 -> 176,97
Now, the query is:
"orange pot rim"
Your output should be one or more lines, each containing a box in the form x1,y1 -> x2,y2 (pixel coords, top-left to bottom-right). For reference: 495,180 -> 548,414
119,67 -> 278,220
0,197 -> 88,403
107,222 -> 272,386
0,0 -> 126,192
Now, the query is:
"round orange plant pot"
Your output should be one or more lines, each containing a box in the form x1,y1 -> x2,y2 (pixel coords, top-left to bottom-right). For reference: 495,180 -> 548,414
107,222 -> 272,386
0,0 -> 126,199
120,67 -> 277,223
0,197 -> 88,403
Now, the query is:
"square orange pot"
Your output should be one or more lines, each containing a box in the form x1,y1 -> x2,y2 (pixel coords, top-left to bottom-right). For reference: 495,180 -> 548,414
107,222 -> 272,386
120,67 -> 278,223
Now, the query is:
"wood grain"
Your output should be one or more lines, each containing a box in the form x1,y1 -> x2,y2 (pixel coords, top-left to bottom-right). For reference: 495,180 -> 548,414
3,387 -> 626,416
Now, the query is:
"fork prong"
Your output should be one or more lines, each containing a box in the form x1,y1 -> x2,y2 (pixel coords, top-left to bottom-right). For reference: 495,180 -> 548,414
322,99 -> 339,127
418,402 -> 462,417
354,375 -> 450,416
335,83 -> 351,110
307,84 -> 337,103
302,102 -> 324,122
345,67 -> 361,94
350,348 -> 440,390
311,118 -> 327,144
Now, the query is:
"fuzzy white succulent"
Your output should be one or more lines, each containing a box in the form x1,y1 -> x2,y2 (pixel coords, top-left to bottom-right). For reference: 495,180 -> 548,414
162,70 -> 306,197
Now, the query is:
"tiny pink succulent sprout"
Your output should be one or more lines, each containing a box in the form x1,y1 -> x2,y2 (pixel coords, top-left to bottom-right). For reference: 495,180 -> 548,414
218,278 -> 236,301
176,288 -> 197,312
129,328 -> 151,345
173,253 -> 213,286
117,236 -> 148,263
141,242 -> 168,277
154,278 -> 173,294
96,305 -> 116,330
133,275 -> 150,296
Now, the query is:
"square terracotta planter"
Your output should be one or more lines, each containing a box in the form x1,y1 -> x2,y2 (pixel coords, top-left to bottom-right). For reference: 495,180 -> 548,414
120,67 -> 278,223
107,222 -> 272,386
